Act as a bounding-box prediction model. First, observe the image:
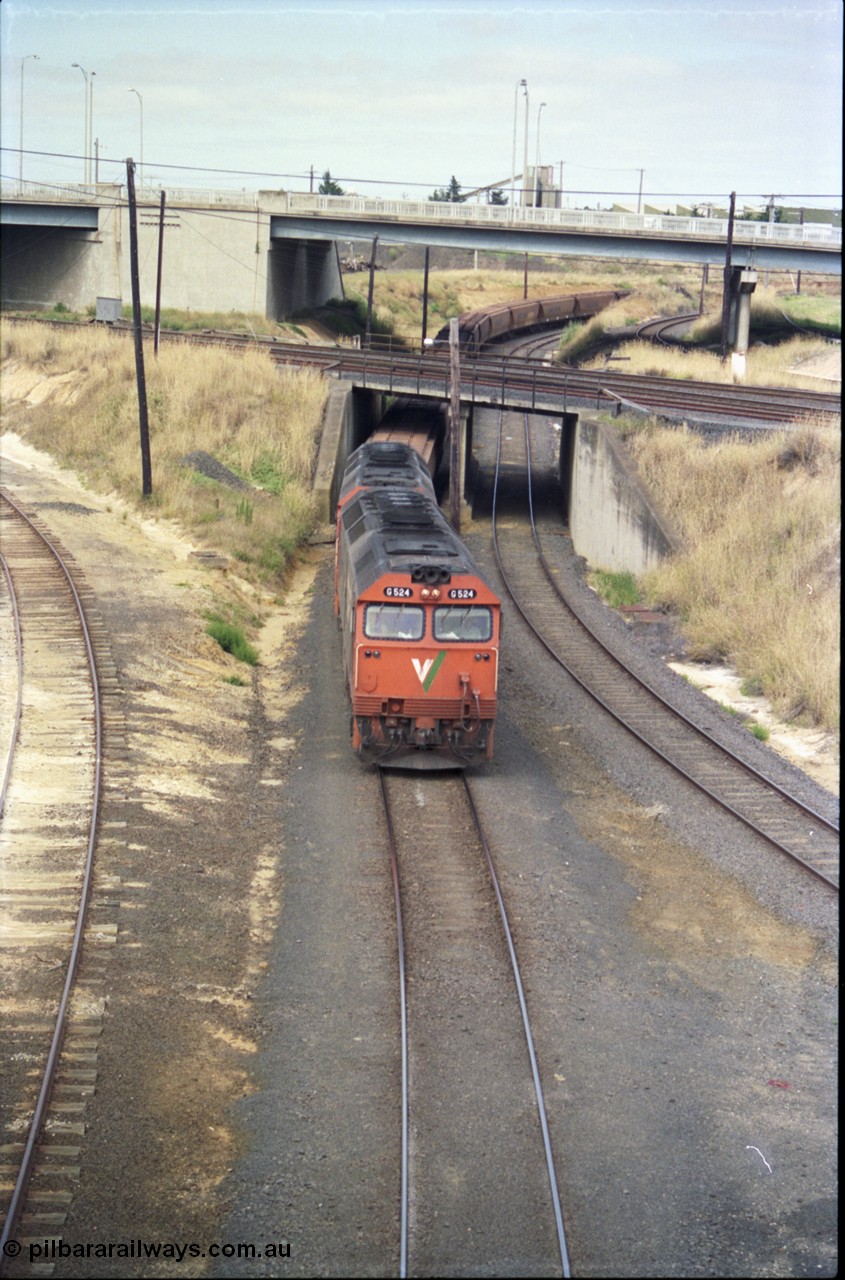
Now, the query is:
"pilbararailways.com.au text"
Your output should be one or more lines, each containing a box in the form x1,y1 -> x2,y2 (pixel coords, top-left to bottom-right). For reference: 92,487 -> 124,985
5,1239 -> 291,1264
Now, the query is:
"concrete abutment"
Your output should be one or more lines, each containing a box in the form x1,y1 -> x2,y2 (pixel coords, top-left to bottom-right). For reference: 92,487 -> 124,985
313,385 -> 678,576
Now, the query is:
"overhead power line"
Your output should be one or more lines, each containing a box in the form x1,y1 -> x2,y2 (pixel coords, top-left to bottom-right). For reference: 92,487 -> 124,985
1,147 -> 841,203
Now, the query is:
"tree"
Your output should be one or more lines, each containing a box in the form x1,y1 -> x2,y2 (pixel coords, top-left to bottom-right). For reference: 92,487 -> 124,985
488,188 -> 508,206
319,170 -> 344,195
429,175 -> 466,203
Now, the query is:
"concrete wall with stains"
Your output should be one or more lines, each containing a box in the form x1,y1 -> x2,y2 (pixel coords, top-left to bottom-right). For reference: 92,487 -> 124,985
568,414 -> 678,573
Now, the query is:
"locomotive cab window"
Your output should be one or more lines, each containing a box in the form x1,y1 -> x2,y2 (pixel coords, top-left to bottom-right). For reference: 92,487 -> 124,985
363,603 -> 425,640
433,605 -> 493,642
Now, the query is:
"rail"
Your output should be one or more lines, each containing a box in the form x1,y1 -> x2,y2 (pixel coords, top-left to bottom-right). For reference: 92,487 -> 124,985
2,182 -> 841,248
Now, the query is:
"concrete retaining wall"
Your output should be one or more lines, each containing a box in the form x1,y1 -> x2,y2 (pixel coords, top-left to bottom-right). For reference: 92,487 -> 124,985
568,413 -> 678,572
312,383 -> 383,521
312,387 -> 677,575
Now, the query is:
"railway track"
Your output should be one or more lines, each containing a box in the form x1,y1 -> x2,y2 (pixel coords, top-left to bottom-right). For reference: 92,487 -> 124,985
5,315 -> 839,425
270,343 -> 840,425
0,493 -> 109,1274
377,767 -> 571,1277
490,415 -> 840,890
633,312 -> 702,343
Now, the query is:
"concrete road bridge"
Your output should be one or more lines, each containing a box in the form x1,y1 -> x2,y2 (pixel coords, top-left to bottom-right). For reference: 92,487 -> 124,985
1,182 -> 840,319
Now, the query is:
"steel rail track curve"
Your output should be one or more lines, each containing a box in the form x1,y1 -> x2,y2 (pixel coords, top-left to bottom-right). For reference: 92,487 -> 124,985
490,415 -> 839,891
0,491 -> 104,1273
0,553 -> 24,819
377,766 -> 572,1277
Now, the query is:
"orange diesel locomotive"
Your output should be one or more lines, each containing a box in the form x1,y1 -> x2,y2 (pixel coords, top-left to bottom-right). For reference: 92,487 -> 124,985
335,441 -> 500,768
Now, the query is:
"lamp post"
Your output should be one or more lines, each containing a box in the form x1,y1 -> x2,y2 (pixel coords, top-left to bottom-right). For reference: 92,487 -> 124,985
534,101 -> 547,207
89,72 -> 96,184
522,82 -> 530,208
557,160 -> 565,208
637,167 -> 644,214
71,64 -> 89,182
128,88 -> 144,189
511,77 -> 527,212
19,54 -> 39,193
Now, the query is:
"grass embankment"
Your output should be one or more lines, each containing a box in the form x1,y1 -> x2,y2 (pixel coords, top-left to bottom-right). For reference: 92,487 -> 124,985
342,264 -> 648,344
1,321 -> 327,586
614,415 -> 840,730
559,286 -> 839,384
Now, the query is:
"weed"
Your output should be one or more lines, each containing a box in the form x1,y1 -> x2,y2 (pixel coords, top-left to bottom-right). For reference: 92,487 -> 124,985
223,674 -> 249,686
0,320 -> 326,589
589,569 -> 641,608
205,618 -> 259,665
635,421 -> 840,729
740,676 -> 764,697
750,723 -> 771,741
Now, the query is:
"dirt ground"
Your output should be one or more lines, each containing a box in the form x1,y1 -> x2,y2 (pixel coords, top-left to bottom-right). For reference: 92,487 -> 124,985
0,430 -> 326,1274
1,422 -> 838,1277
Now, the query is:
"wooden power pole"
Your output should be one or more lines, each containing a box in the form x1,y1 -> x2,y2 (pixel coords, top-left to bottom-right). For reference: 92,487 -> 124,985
126,158 -> 152,495
449,318 -> 461,535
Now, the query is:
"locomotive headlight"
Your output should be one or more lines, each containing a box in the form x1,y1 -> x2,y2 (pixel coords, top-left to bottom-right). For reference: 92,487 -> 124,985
421,587 -> 431,599
431,588 -> 441,600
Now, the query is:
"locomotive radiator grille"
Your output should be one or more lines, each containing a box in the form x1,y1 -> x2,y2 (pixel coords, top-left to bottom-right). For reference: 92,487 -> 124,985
354,695 -> 496,718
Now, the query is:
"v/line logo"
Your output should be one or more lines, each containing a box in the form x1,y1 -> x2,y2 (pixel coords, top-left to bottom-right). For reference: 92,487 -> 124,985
412,651 -> 446,691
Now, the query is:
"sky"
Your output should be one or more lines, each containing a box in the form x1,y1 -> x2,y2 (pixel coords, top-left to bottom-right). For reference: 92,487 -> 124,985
1,0 -> 842,212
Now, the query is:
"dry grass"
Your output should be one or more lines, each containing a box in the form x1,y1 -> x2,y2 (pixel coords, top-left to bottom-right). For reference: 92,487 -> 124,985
624,417 -> 840,729
565,282 -> 840,384
582,334 -> 837,389
343,264 -> 674,341
1,322 -> 327,583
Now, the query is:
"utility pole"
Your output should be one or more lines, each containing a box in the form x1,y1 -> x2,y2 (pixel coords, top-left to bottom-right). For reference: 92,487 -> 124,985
796,208 -> 804,294
154,190 -> 166,356
763,194 -> 780,286
126,158 -> 152,495
720,191 -> 736,363
421,246 -> 430,351
449,318 -> 461,535
365,235 -> 379,346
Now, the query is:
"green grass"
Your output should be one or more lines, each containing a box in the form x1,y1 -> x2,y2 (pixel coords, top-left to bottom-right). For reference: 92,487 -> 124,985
588,569 -> 641,608
205,618 -> 259,665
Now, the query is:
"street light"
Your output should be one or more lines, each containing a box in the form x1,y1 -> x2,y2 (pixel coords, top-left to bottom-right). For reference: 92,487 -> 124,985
129,88 -> 143,188
71,64 -> 89,182
534,102 -> 547,207
511,78 -> 527,211
89,71 -> 96,184
19,54 -> 39,193
522,82 -> 530,208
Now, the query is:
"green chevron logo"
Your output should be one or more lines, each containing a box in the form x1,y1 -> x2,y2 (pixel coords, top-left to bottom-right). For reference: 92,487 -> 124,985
412,650 -> 447,691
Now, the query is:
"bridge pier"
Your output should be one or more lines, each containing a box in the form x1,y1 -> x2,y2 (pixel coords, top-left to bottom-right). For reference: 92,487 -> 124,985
726,267 -> 758,380
266,238 -> 344,320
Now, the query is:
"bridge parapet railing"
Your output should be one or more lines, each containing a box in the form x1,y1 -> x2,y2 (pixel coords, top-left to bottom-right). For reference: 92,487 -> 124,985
3,182 -> 840,247
284,193 -> 842,247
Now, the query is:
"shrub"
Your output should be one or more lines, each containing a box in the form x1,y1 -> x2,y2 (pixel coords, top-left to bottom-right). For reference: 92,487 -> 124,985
205,619 -> 259,665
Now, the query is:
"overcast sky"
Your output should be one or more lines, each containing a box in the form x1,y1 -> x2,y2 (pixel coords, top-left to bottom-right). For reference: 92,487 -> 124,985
1,0 -> 842,210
